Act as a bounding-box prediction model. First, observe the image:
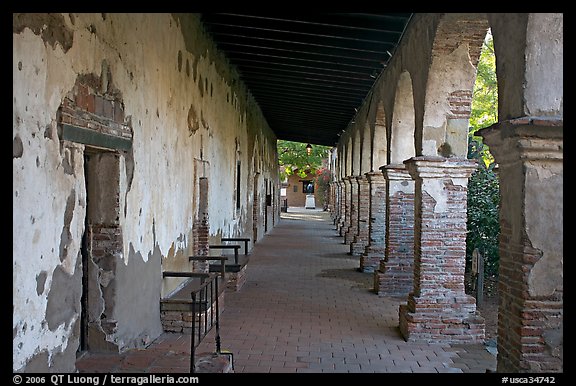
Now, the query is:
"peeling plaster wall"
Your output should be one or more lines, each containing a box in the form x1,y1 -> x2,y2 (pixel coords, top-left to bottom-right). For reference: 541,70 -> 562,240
525,165 -> 563,297
14,13 -> 277,372
422,43 -> 477,157
524,13 -> 563,117
489,13 -> 563,120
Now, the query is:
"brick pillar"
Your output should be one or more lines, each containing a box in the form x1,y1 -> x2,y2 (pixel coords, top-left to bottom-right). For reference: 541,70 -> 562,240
336,180 -> 343,229
360,171 -> 387,273
398,156 -> 485,343
253,178 -> 259,243
480,119 -> 563,373
335,179 -> 343,234
338,178 -> 350,237
350,175 -> 370,256
192,177 -> 210,272
344,176 -> 359,245
331,181 -> 341,227
374,164 -> 415,297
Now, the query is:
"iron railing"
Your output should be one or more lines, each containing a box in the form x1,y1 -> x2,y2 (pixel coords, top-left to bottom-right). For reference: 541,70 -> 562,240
189,273 -> 232,373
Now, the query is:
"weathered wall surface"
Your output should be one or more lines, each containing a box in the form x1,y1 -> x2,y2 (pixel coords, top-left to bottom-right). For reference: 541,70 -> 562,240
13,13 -> 277,372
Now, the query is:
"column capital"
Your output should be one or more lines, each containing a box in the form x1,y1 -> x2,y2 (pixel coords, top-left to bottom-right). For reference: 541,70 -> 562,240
382,163 -> 412,181
404,156 -> 477,180
478,118 -> 563,165
365,171 -> 386,183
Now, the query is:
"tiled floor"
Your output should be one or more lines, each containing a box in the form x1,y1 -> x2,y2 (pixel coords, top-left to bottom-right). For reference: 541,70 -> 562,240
77,208 -> 496,373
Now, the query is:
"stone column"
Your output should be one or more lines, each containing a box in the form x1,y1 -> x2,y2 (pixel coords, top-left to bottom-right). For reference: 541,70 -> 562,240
329,181 -> 336,218
398,156 -> 485,343
338,178 -> 350,236
344,176 -> 358,245
350,175 -> 370,256
331,181 -> 340,226
479,119 -> 563,373
374,164 -> 415,297
360,171 -> 387,273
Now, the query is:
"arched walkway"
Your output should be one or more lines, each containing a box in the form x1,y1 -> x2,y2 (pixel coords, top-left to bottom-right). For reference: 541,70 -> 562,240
77,208 -> 495,373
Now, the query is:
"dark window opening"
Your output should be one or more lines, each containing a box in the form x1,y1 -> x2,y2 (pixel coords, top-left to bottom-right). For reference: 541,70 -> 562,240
302,180 -> 314,194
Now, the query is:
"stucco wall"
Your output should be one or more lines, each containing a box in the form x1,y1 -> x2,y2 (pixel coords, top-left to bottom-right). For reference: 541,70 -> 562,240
13,13 -> 277,372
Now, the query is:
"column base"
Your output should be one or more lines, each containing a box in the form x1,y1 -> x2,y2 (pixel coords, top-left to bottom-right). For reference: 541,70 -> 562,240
360,252 -> 382,273
343,228 -> 355,245
399,295 -> 485,343
337,220 -> 346,236
373,268 -> 412,297
350,239 -> 367,256
373,257 -> 413,297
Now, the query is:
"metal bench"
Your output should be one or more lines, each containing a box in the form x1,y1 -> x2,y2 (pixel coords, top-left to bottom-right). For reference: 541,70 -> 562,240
188,255 -> 228,279
221,237 -> 251,255
208,244 -> 240,264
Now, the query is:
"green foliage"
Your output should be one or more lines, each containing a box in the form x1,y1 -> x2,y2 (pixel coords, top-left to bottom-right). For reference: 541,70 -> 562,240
314,167 -> 332,210
277,140 -> 331,181
468,33 -> 497,168
469,34 -> 498,131
466,31 -> 500,277
466,165 -> 500,276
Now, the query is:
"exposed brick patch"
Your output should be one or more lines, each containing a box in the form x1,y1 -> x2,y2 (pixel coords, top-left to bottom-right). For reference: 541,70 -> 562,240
447,90 -> 473,119
58,75 -> 132,142
191,221 -> 209,273
192,177 -> 210,272
497,236 -> 563,372
433,16 -> 489,66
253,189 -> 259,241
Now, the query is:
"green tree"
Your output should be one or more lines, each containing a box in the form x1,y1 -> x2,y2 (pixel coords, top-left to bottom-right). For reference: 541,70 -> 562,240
468,32 -> 497,168
466,31 -> 500,277
277,140 -> 331,180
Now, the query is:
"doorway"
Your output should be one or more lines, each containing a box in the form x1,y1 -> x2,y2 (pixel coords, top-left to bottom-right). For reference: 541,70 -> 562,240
78,150 -> 122,353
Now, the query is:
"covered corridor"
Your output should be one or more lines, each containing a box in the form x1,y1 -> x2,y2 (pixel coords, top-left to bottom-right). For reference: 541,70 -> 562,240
76,208 -> 495,373
13,13 -> 562,374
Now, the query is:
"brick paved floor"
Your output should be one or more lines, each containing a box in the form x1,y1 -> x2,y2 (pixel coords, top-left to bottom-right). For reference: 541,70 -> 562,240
77,207 -> 496,373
